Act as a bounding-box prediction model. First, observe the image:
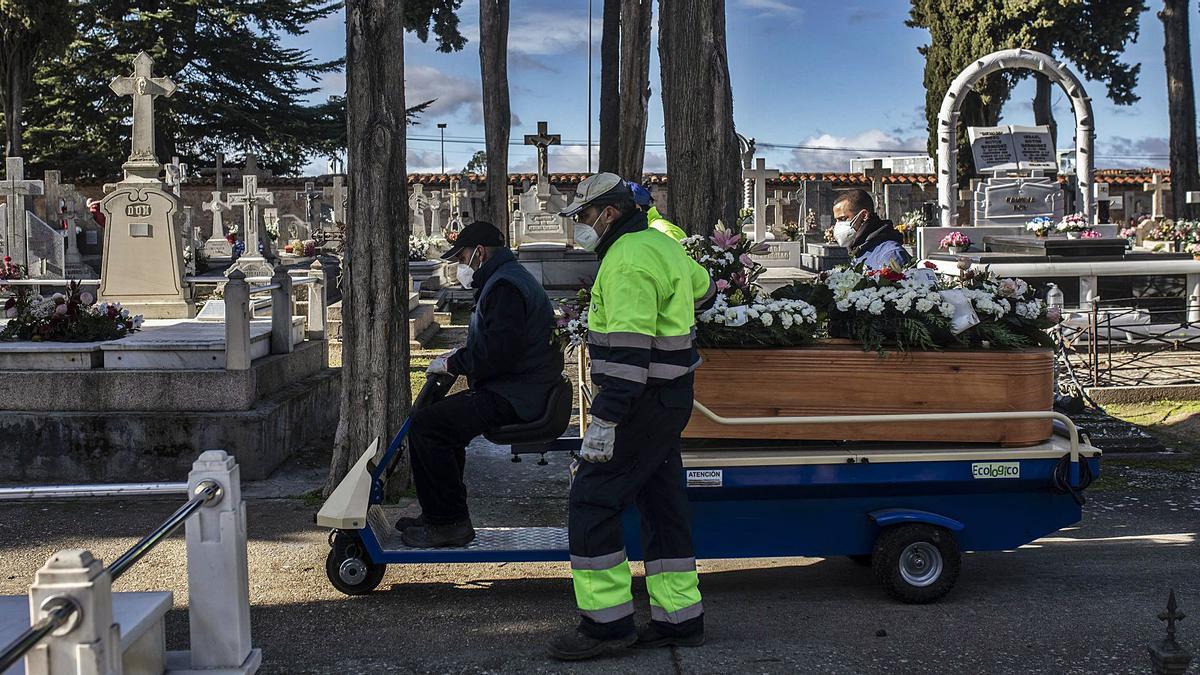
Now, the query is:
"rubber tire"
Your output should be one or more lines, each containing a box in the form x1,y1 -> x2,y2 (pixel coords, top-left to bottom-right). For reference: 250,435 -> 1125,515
326,547 -> 386,596
847,555 -> 873,567
871,524 -> 960,604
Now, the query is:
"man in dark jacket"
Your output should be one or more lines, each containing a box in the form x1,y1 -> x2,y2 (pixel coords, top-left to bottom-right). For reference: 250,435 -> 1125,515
831,189 -> 911,270
399,221 -> 564,547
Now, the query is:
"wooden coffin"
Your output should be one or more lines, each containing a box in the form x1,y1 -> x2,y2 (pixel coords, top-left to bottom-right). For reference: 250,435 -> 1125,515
685,343 -> 1053,445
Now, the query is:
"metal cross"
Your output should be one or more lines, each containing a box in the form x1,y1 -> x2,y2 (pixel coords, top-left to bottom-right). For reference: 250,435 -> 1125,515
228,175 -> 274,257
523,121 -> 561,184
295,181 -> 324,232
109,52 -> 177,164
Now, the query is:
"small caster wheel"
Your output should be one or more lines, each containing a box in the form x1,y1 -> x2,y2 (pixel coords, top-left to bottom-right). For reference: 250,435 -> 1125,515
511,454 -> 522,463
871,524 -> 960,604
537,454 -> 548,466
326,533 -> 386,596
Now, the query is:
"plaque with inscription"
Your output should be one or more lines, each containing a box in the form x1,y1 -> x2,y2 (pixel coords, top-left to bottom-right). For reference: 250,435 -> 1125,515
968,125 -> 1056,173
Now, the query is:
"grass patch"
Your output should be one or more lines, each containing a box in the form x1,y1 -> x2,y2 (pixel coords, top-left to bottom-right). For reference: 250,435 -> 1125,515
297,488 -> 325,507
1104,400 -> 1200,456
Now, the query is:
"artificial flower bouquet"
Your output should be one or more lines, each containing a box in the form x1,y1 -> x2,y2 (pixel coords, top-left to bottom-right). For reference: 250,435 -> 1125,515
2,281 -> 143,342
1080,229 -> 1103,240
939,231 -> 971,251
1026,216 -> 1053,237
1056,212 -> 1090,234
553,287 -> 590,350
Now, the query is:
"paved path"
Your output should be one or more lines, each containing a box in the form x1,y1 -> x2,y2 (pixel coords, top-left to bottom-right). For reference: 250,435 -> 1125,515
1,442 -> 1198,674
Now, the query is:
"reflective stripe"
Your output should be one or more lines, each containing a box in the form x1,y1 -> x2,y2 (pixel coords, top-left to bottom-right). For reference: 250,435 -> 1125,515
571,550 -> 628,571
648,361 -> 698,380
651,334 -> 694,351
645,557 -> 697,576
695,278 -> 717,308
588,331 -> 653,349
581,600 -> 635,623
591,359 -> 649,384
650,600 -> 704,624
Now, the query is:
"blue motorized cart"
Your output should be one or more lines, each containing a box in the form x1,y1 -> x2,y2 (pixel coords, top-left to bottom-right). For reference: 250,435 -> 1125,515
319,372 -> 1099,604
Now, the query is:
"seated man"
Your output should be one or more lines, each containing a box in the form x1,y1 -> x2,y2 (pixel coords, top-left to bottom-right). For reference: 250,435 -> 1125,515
831,189 -> 912,270
400,221 -> 564,548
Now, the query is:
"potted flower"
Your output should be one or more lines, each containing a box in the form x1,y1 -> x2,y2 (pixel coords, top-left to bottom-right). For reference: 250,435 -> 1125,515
939,231 -> 971,254
1188,242 -> 1200,261
1025,216 -> 1053,238
1080,229 -> 1102,240
1056,212 -> 1089,239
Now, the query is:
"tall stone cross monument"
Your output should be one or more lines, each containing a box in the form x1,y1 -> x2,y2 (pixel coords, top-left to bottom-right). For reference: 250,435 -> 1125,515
202,191 -> 233,258
1144,173 -> 1170,219
0,157 -> 44,267
226,174 -> 275,278
295,182 -> 324,236
862,159 -> 891,215
523,121 -> 561,193
100,52 -> 192,318
744,157 -> 780,242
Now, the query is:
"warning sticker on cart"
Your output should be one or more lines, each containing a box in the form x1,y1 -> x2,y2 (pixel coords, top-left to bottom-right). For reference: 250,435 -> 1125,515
971,462 -> 1021,479
686,469 -> 724,487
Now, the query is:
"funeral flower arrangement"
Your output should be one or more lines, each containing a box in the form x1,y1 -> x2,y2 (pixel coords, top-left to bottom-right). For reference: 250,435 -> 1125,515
1025,216 -> 1053,237
552,287 -> 590,350
1056,212 -> 1089,234
1080,229 -> 1103,240
896,210 -> 927,244
2,281 -> 143,342
409,235 -> 449,262
683,225 -> 819,347
939,231 -> 971,251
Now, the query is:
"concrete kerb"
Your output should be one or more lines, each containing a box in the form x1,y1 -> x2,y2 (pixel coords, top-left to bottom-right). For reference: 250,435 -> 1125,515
1087,385 -> 1200,405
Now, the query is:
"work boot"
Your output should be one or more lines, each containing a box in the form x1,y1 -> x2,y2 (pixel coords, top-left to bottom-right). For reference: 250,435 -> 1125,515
393,514 -> 425,532
547,628 -> 637,661
400,519 -> 475,548
633,622 -> 705,649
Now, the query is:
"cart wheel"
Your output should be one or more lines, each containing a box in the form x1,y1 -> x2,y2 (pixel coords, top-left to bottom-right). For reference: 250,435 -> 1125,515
326,534 -> 386,596
871,524 -> 960,604
847,555 -> 873,567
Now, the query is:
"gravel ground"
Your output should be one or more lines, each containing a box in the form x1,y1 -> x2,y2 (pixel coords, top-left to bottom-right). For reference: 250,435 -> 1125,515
2,440 -> 1198,674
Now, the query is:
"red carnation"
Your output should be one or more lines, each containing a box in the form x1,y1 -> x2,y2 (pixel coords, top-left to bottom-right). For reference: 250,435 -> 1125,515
879,268 -> 905,282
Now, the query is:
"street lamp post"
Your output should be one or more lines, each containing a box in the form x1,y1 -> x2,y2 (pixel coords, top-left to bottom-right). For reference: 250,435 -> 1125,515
587,0 -> 593,174
437,123 -> 448,174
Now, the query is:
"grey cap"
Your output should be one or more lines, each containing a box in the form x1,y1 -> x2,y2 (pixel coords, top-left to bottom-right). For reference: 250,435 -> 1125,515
559,172 -> 626,217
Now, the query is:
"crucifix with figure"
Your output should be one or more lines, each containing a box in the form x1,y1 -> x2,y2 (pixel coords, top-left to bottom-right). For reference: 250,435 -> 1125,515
0,157 -> 45,267
226,174 -> 275,277
109,52 -> 176,180
744,157 -> 780,243
524,121 -> 560,191
296,181 -> 324,235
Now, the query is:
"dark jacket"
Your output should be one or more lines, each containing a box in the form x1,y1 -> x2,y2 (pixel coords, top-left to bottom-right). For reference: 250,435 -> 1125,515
848,214 -> 911,269
448,248 -> 564,420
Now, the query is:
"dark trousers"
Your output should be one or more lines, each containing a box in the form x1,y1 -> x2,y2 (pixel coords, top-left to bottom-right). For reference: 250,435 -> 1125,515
569,377 -> 702,638
408,388 -> 519,525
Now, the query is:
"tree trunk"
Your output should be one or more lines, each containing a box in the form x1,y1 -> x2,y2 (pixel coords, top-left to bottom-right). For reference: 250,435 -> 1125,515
1161,0 -> 1199,220
479,0 -> 511,239
325,0 -> 412,496
1032,73 -> 1057,148
4,68 -> 23,158
618,0 -> 653,180
597,0 -> 621,173
658,0 -> 739,235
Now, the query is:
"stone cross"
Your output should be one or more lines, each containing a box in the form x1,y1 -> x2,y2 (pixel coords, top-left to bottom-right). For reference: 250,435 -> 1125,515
41,169 -> 64,229
446,175 -> 466,229
744,157 -> 780,242
164,156 -> 189,197
295,181 -> 324,234
61,192 -> 88,274
109,52 -> 177,179
227,175 -> 274,269
1144,173 -> 1170,219
523,121 -> 561,189
242,153 -> 272,180
201,191 -> 233,258
426,190 -> 444,234
408,184 -> 429,235
862,159 -> 892,213
0,157 -> 45,266
200,152 -> 238,191
323,175 -> 348,225
739,134 -> 757,210
768,189 -> 786,232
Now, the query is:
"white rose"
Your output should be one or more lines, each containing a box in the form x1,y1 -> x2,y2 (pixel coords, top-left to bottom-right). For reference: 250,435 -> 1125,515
760,312 -> 774,327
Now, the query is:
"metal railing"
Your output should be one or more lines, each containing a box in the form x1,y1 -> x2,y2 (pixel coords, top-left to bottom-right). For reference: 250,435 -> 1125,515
0,479 -> 223,671
0,482 -> 188,501
1059,297 -> 1200,387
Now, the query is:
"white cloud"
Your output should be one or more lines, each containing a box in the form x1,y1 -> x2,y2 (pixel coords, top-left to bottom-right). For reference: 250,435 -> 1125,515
783,129 -> 926,172
405,65 -> 482,123
740,0 -> 804,18
461,7 -> 600,62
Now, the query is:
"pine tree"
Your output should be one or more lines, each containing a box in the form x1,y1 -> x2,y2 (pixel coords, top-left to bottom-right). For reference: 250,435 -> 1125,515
0,0 -> 73,157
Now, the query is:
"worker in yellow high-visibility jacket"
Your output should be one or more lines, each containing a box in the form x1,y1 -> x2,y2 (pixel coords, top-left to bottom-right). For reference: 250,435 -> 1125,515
547,173 -> 715,661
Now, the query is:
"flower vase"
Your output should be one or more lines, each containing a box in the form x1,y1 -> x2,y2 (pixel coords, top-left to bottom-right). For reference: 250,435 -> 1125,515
1035,233 -> 1047,240
1066,232 -> 1079,240
948,246 -> 965,255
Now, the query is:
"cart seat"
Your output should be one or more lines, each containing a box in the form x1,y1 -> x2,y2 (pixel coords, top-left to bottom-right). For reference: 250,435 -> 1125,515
484,375 -> 572,445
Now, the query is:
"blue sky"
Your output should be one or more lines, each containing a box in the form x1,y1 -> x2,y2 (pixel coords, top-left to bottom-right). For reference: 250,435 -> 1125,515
287,0 -> 1200,175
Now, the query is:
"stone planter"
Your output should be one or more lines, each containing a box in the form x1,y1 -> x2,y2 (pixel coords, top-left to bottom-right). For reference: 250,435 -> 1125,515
947,246 -> 966,255
684,344 -> 1054,445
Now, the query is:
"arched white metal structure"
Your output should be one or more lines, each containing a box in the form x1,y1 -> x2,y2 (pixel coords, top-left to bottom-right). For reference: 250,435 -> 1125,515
937,49 -> 1094,227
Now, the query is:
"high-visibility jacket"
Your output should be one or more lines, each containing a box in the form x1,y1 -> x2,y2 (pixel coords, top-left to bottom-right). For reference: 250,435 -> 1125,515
647,206 -> 687,242
587,213 -> 715,423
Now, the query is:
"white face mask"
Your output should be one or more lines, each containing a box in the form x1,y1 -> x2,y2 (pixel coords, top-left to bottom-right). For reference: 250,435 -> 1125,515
573,211 -> 605,252
832,211 -> 863,247
456,248 -> 480,289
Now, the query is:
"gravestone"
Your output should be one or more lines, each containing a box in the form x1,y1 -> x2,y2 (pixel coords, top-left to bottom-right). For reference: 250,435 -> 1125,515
295,181 -> 323,238
516,122 -> 570,249
884,183 -> 914,221
1144,174 -> 1170,219
61,193 -> 96,278
425,190 -> 444,235
408,184 -> 430,236
202,191 -> 233,258
323,175 -> 348,225
262,207 -> 281,259
971,176 -> 1063,226
0,157 -> 45,267
744,158 -> 780,242
801,242 -> 851,272
164,156 -> 188,197
523,121 -> 561,184
109,52 -> 176,183
226,175 -> 275,278
41,169 -> 64,229
801,180 -> 834,230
